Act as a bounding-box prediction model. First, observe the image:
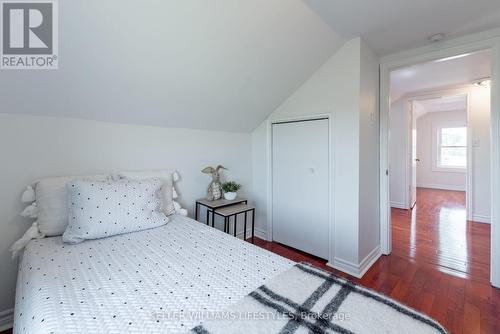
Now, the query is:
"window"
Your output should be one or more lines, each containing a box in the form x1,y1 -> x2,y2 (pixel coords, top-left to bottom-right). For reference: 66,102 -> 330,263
437,127 -> 467,169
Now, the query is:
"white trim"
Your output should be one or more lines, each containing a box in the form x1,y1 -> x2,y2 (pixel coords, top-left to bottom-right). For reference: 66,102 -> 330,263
327,246 -> 381,278
466,93 -> 474,221
254,228 -> 268,240
390,201 -> 407,209
328,258 -> 359,277
404,100 -> 412,209
380,30 -> 500,287
236,227 -> 267,240
0,308 -> 14,332
266,120 -> 273,242
472,215 -> 491,224
267,113 -> 334,262
417,183 -> 466,191
491,38 -> 500,288
380,61 -> 392,255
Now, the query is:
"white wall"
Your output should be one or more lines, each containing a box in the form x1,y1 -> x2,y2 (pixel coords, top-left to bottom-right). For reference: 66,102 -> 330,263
468,86 -> 492,222
0,113 -> 252,316
251,122 -> 269,238
251,37 -> 380,276
358,41 -> 380,262
389,100 -> 408,208
389,86 -> 491,222
417,110 -> 467,191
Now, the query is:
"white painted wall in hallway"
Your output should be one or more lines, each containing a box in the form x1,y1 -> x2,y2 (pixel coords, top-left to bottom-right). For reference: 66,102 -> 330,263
416,110 -> 467,190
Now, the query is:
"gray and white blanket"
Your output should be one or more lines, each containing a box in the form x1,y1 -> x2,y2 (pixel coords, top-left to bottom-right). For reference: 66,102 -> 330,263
191,262 -> 448,334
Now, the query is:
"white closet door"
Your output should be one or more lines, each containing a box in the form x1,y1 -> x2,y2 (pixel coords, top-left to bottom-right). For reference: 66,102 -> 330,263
272,119 -> 329,259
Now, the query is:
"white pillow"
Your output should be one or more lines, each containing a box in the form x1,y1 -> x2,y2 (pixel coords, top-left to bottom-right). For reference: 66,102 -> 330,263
35,174 -> 110,236
62,179 -> 168,244
119,170 -> 175,215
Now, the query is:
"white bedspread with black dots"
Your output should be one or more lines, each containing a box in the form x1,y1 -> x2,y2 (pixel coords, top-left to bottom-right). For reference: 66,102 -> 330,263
13,215 -> 294,333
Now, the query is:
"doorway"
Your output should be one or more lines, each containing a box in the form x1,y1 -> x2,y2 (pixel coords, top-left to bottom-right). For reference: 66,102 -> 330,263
381,45 -> 498,286
408,94 -> 470,213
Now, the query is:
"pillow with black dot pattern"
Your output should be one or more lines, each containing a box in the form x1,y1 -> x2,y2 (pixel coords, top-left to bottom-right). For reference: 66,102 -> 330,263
118,170 -> 175,216
62,178 -> 168,244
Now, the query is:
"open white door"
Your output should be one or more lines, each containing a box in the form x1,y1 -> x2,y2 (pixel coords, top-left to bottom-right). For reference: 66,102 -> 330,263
272,119 -> 329,259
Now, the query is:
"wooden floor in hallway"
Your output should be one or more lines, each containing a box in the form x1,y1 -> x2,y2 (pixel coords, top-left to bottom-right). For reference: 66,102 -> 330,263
253,187 -> 499,334
392,188 -> 491,282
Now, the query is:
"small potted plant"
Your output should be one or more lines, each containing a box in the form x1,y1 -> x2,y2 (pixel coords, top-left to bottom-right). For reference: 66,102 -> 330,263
222,181 -> 241,200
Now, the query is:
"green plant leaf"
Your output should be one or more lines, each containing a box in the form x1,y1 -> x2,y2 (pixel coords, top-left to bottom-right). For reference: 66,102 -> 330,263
222,181 -> 241,193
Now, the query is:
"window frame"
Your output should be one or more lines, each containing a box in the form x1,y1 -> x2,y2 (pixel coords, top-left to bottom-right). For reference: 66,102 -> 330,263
432,121 -> 467,173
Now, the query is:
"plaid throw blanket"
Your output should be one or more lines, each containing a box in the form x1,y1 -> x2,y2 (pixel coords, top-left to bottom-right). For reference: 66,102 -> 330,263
190,262 -> 448,334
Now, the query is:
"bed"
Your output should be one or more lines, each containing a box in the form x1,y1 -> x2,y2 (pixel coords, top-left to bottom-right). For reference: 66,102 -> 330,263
13,173 -> 448,334
13,215 -> 294,333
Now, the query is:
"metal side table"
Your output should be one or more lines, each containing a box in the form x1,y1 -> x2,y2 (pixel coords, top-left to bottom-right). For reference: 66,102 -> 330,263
195,197 -> 248,227
214,203 -> 255,243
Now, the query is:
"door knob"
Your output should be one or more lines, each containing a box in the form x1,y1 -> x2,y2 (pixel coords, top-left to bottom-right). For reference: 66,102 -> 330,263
415,158 -> 420,162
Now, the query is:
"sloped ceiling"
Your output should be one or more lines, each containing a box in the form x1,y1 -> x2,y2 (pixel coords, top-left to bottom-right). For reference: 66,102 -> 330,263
304,0 -> 500,55
1,0 -> 344,132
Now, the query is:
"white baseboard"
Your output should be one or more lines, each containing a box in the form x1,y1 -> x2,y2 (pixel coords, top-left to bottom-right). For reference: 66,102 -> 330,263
390,201 -> 407,209
0,308 -> 13,331
234,227 -> 267,240
417,183 -> 465,191
254,228 -> 267,240
472,215 -> 491,224
327,246 -> 381,278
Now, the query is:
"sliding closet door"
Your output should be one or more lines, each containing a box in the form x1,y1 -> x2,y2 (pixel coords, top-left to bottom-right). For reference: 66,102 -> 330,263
272,119 -> 329,259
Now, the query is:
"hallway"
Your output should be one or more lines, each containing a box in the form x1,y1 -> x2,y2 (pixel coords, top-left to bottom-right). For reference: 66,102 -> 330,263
392,188 -> 490,281
252,187 -> 498,333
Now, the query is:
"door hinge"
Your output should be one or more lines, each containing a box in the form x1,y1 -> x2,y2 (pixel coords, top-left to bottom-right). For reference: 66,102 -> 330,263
386,169 -> 389,176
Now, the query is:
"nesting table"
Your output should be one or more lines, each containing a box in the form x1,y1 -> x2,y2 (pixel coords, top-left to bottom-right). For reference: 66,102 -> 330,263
195,198 -> 255,243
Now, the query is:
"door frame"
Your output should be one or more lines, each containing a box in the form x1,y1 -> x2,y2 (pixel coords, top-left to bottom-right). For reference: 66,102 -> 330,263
266,114 -> 334,261
408,99 -> 417,209
380,33 -> 500,287
402,91 -> 471,216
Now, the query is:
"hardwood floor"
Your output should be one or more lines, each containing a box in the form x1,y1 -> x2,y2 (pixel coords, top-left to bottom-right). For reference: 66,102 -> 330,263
2,188 -> 496,334
254,187 -> 499,334
392,188 -> 491,282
